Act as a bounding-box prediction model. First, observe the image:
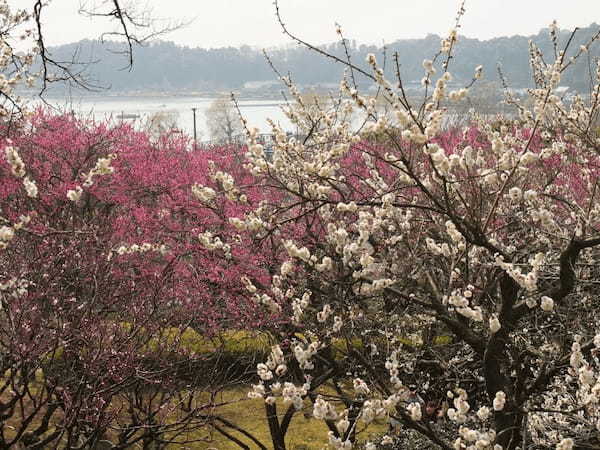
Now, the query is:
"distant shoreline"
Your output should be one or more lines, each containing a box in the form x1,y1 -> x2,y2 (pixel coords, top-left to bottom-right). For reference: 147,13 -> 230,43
19,90 -> 287,102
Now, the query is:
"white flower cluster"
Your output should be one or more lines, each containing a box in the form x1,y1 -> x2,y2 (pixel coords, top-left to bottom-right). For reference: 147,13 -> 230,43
495,254 -> 540,292
556,438 -> 574,450
280,381 -> 309,409
360,396 -> 400,424
223,17 -> 600,450
280,260 -> 294,277
570,336 -> 600,402
283,240 -> 311,262
291,291 -> 310,324
540,295 -> 554,312
82,154 -> 116,187
353,377 -> 370,396
455,426 -> 499,450
356,278 -> 395,296
248,345 -> 310,410
447,388 -> 471,423
445,286 -> 484,322
476,406 -> 491,421
114,242 -> 168,256
197,231 -> 231,258
328,432 -> 352,450
489,315 -> 501,334
401,125 -> 428,145
441,29 -> 458,53
316,255 -> 333,273
249,345 -> 309,409
407,402 -> 422,421
492,391 -> 506,411
251,291 -> 281,313
313,395 -> 338,420
191,183 -> 216,203
293,340 -> 320,370
527,332 -> 600,447
4,145 -> 25,177
249,379 -> 309,411
210,170 -> 243,202
256,345 -> 287,381
385,351 -> 403,388
0,215 -> 30,250
444,389 -> 501,450
22,176 -> 37,198
0,277 -> 30,300
433,72 -> 452,103
423,59 -> 435,75
507,186 -> 522,202
332,315 -> 343,332
426,236 -> 453,257
66,186 -> 83,202
240,275 -> 257,293
336,201 -> 358,213
65,154 -> 117,202
448,88 -> 469,101
446,220 -> 465,244
4,145 -> 37,198
316,304 -> 332,323
530,207 -> 557,232
229,214 -> 265,233
0,225 -> 14,245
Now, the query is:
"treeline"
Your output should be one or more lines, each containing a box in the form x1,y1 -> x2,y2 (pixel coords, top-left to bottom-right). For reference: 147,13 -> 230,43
41,23 -> 600,93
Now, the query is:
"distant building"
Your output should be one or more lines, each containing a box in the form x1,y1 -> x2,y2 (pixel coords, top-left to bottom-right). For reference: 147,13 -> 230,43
243,80 -> 279,90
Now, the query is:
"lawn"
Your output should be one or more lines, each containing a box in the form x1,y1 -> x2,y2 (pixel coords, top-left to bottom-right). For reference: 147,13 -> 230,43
175,386 -> 387,449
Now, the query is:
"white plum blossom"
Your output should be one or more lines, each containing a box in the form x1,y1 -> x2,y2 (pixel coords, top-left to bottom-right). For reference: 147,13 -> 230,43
191,184 -> 216,203
67,186 -> 83,202
557,438 -> 574,450
493,391 -> 506,411
4,146 -> 25,178
489,315 -> 501,334
22,177 -> 37,198
407,402 -> 422,421
217,16 -> 600,450
284,240 -> 311,262
313,396 -> 338,420
353,378 -> 370,396
0,225 -> 15,244
540,296 -> 554,312
82,154 -> 116,187
477,406 -> 491,421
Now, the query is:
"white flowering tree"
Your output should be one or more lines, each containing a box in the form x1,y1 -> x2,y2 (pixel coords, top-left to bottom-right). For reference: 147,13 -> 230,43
205,94 -> 244,144
190,6 -> 600,449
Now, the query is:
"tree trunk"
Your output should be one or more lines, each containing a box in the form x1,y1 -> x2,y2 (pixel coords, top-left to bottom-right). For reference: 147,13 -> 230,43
495,408 -> 523,450
265,402 -> 286,450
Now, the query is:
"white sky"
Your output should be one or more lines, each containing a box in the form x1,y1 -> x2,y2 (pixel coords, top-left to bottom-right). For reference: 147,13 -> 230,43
17,0 -> 600,48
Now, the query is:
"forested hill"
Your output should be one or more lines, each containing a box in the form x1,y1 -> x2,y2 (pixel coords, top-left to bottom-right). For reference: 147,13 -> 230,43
43,23 -> 600,93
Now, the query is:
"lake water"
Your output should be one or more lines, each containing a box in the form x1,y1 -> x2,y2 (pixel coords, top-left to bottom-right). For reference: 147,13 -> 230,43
38,95 -> 293,141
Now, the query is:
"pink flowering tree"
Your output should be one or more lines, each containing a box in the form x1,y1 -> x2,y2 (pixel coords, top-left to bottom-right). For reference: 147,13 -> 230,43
195,13 -> 600,450
0,111 -> 279,447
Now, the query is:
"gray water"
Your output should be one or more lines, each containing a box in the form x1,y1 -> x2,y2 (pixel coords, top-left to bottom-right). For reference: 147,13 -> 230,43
36,95 -> 292,140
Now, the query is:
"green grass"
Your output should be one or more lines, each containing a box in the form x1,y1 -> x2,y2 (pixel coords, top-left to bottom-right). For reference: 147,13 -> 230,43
146,327 -> 272,355
173,386 -> 387,449
12,329 -> 453,448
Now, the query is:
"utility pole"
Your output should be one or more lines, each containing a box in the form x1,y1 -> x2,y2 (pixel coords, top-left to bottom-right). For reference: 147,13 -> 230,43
192,107 -> 197,150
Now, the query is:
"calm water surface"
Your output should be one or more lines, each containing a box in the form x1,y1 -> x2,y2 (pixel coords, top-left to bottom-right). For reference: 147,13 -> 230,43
38,95 -> 293,140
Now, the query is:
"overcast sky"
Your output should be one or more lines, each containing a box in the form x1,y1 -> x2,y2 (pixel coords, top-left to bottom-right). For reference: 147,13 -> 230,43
23,0 -> 600,48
